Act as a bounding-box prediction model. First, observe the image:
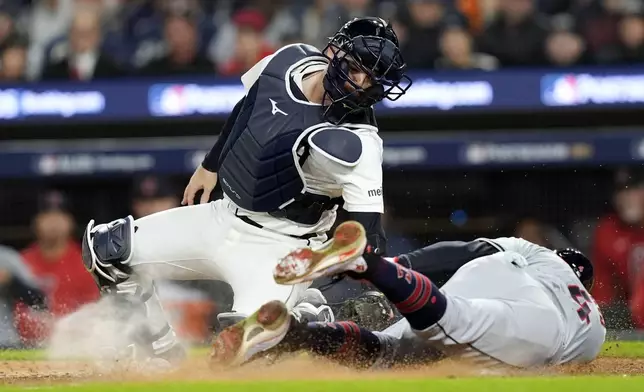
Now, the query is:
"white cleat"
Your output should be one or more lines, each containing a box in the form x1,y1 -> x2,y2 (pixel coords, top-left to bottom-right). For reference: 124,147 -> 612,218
210,300 -> 291,367
274,221 -> 368,285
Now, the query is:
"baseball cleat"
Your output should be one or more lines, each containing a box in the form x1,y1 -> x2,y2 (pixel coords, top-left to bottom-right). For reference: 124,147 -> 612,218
210,300 -> 291,367
274,221 -> 368,285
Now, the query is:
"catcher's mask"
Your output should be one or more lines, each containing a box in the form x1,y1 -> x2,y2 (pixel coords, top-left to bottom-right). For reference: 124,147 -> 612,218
555,248 -> 595,291
322,17 -> 411,124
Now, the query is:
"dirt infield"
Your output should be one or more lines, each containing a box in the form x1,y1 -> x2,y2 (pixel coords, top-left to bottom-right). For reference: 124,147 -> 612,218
18,297 -> 639,387
1,356 -> 644,386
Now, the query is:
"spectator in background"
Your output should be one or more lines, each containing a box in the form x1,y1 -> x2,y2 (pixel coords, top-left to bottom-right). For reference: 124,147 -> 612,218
0,4 -> 20,48
538,0 -> 580,15
41,6 -> 124,80
514,217 -> 550,247
0,245 -> 47,348
217,8 -> 274,77
297,0 -> 343,49
210,0 -> 331,66
397,0 -> 447,69
0,34 -> 28,81
544,29 -> 589,67
513,216 -> 580,250
592,167 -> 644,329
615,13 -> 644,63
123,0 -> 172,69
24,0 -> 74,80
336,0 -> 378,20
543,14 -> 590,67
456,0 -> 486,32
139,12 -> 213,76
280,32 -> 304,47
131,175 -> 180,219
250,0 -> 300,49
83,0 -> 124,22
477,0 -> 549,67
127,0 -> 215,70
16,190 -> 99,345
435,25 -> 499,70
576,0 -> 628,64
389,19 -> 409,51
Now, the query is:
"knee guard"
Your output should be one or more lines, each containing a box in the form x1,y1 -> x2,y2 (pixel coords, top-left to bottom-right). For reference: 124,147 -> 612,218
82,215 -> 135,291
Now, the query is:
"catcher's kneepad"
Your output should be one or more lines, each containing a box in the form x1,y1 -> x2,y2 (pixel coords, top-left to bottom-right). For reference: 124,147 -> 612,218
336,291 -> 397,331
82,215 -> 135,290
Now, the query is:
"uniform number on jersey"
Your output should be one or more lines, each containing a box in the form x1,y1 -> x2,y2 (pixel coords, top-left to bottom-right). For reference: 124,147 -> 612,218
568,285 -> 600,325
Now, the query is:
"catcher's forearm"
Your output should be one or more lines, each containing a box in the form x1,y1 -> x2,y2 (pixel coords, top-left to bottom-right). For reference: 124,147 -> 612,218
346,211 -> 387,255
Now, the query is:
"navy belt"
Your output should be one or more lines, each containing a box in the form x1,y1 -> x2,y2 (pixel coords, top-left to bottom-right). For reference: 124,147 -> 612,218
234,210 -> 319,241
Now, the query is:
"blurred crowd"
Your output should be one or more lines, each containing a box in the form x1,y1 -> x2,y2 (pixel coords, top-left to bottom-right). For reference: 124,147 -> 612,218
0,176 -> 233,349
0,0 -> 643,82
592,167 -> 644,331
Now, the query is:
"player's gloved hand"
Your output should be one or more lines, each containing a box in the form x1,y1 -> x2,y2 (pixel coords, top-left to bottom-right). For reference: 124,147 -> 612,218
182,165 -> 218,205
336,291 -> 398,331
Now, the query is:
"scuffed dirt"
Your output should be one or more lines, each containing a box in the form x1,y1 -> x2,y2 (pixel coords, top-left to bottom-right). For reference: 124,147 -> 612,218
1,355 -> 642,386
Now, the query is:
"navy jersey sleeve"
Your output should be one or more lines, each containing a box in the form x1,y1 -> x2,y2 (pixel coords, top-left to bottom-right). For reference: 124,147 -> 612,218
399,240 -> 500,287
347,211 -> 387,255
201,96 -> 245,172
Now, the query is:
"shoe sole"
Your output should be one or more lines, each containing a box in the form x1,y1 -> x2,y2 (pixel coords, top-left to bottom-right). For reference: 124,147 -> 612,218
273,221 -> 367,285
210,300 -> 290,367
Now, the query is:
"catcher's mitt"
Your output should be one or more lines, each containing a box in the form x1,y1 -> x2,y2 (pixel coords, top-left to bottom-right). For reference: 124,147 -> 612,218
334,291 -> 399,331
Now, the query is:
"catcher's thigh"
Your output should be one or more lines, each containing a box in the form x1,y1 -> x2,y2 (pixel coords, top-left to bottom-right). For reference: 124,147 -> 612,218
127,199 -> 315,316
213,215 -> 316,316
128,201 -> 228,281
413,251 -> 565,368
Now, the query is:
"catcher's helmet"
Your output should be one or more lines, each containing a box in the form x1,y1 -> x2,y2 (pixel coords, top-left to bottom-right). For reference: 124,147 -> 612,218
322,17 -> 411,123
555,248 -> 594,291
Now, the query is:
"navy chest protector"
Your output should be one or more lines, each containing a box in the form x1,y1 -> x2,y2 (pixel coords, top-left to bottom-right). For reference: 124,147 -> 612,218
217,44 -> 359,225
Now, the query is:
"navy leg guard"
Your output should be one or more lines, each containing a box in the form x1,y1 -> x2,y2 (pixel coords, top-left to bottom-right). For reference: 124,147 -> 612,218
82,216 -> 136,292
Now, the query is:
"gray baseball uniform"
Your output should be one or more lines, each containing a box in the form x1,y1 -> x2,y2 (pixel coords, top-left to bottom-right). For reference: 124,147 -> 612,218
374,237 -> 606,368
